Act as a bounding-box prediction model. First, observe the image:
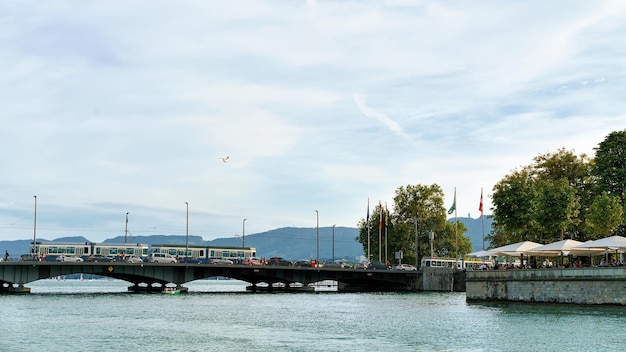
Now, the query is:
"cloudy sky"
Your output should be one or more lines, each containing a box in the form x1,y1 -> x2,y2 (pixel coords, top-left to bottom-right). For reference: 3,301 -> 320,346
1,1 -> 624,242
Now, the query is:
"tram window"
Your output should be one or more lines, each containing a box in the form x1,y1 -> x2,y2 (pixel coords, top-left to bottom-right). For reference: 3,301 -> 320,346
67,247 -> 75,254
200,250 -> 205,257
126,249 -> 134,255
84,247 -> 90,255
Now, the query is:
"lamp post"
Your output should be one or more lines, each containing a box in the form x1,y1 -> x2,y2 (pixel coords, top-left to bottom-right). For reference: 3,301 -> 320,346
185,202 -> 189,258
124,212 -> 129,243
332,224 -> 336,262
242,218 -> 247,248
33,195 -> 37,259
315,210 -> 319,268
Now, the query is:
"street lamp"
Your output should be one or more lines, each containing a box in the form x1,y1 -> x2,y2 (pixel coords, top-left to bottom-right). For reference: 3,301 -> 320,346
33,196 -> 37,258
124,212 -> 129,243
185,202 -> 189,258
315,210 -> 319,268
242,218 -> 247,248
332,224 -> 336,262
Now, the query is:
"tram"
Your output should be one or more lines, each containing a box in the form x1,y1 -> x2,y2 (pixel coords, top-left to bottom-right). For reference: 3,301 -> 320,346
32,242 -> 149,260
150,244 -> 256,263
420,257 -> 494,270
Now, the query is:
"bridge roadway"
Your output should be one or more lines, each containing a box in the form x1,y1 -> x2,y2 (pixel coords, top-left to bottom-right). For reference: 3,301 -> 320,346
0,262 -> 420,293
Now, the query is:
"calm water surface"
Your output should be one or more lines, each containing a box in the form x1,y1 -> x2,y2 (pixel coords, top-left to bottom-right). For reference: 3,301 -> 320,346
2,279 -> 626,351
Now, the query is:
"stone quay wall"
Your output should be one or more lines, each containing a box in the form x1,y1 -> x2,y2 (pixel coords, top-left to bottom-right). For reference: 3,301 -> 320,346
422,267 -> 466,292
466,267 -> 626,305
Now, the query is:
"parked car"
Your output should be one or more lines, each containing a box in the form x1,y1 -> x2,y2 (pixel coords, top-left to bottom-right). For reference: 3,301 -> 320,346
19,254 -> 39,262
145,253 -> 177,263
242,257 -> 263,265
293,260 -> 311,267
394,264 -> 417,271
177,257 -> 202,264
86,255 -> 113,262
367,261 -> 390,270
125,256 -> 143,264
207,258 -> 233,265
267,257 -> 293,266
56,255 -> 84,262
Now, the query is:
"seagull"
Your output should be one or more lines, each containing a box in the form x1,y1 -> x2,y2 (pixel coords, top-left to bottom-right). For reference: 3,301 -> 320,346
219,156 -> 229,163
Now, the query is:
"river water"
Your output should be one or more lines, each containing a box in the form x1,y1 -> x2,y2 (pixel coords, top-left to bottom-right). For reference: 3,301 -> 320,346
2,279 -> 625,351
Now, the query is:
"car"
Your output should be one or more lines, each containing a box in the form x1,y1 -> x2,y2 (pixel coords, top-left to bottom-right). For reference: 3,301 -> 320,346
19,254 -> 39,262
56,255 -> 84,262
267,257 -> 293,266
177,257 -> 202,264
86,255 -> 113,262
207,257 -> 233,265
367,261 -> 390,270
394,264 -> 417,271
145,253 -> 177,263
125,256 -> 143,264
242,257 -> 263,265
293,260 -> 311,267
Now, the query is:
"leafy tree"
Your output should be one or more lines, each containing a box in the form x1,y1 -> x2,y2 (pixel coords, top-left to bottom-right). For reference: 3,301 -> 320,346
357,184 -> 472,267
586,192 -> 623,239
534,179 -> 580,242
594,130 -> 626,200
490,167 -> 538,242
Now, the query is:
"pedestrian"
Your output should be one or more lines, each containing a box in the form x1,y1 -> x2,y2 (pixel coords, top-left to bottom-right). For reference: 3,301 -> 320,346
4,250 -> 8,261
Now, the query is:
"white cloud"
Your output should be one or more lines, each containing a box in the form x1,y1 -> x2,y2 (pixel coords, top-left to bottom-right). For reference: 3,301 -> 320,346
1,0 -> 625,242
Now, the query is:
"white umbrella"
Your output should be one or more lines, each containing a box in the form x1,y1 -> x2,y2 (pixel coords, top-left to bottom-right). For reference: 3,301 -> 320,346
488,240 -> 543,256
524,239 -> 584,256
467,250 -> 492,257
571,235 -> 626,251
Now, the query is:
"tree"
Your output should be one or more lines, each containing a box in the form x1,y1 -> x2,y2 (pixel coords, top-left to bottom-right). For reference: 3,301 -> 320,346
594,130 -> 626,200
357,184 -> 472,267
586,192 -> 623,239
490,167 -> 538,243
534,179 -> 580,242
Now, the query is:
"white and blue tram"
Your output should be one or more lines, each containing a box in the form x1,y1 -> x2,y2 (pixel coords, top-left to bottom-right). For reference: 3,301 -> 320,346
420,257 -> 494,270
33,242 -> 149,260
149,244 -> 256,263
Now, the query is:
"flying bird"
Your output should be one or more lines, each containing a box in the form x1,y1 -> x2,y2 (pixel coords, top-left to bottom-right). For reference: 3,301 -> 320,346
219,156 -> 230,163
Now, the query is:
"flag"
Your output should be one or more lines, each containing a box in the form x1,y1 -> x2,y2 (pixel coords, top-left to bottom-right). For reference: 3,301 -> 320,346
448,188 -> 456,215
479,188 -> 483,214
366,198 -> 370,224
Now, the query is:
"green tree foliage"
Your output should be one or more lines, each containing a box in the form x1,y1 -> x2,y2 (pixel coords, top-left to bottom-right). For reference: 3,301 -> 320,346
534,179 -> 580,242
586,192 -> 623,239
490,167 -> 538,243
357,184 -> 472,267
490,131 -> 626,246
594,130 -> 626,200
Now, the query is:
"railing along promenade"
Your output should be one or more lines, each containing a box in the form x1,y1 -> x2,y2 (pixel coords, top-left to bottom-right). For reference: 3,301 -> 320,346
0,262 -> 422,293
466,266 -> 626,305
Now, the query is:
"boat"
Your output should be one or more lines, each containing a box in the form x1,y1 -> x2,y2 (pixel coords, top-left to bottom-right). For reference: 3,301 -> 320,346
162,286 -> 189,295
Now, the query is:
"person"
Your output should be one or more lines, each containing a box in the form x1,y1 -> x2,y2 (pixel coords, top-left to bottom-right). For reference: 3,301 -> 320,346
4,250 -> 8,261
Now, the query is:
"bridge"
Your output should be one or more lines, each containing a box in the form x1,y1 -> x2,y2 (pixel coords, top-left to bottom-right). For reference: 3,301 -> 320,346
0,262 -> 422,293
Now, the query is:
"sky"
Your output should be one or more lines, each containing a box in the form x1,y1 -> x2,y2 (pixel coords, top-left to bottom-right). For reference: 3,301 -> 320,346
1,0 -> 625,243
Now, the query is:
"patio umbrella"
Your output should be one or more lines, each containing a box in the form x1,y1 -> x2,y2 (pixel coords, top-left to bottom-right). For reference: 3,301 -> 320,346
467,250 -> 492,257
488,241 -> 543,256
524,239 -> 584,256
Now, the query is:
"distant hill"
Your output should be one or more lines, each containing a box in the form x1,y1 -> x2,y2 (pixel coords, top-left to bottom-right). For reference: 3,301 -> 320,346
1,218 -> 492,261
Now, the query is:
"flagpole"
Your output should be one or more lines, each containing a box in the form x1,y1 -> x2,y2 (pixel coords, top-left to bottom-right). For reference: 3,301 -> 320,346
480,188 -> 485,250
454,188 -> 458,264
378,201 -> 382,262
367,198 -> 370,262
384,202 -> 388,265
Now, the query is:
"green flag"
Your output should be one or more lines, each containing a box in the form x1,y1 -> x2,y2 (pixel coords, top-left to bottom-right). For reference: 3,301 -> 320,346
448,188 -> 456,215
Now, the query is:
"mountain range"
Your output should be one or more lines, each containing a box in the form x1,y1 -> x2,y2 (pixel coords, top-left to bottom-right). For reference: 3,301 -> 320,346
0,217 -> 492,260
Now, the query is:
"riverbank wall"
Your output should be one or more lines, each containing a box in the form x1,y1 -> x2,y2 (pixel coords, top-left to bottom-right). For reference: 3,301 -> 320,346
466,267 -> 626,305
421,267 -> 466,292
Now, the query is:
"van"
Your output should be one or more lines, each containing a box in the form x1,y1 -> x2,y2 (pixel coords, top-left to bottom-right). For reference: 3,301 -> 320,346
145,253 -> 177,263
